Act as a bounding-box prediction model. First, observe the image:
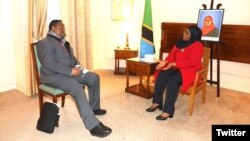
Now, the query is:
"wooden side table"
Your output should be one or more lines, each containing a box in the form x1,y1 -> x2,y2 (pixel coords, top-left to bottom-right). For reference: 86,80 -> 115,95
125,57 -> 159,99
114,49 -> 138,75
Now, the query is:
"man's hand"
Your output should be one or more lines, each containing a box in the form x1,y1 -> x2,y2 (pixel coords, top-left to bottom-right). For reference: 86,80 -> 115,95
71,67 -> 82,76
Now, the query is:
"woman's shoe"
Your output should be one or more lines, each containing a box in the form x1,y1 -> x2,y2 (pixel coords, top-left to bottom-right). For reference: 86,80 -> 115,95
156,114 -> 174,120
146,105 -> 163,112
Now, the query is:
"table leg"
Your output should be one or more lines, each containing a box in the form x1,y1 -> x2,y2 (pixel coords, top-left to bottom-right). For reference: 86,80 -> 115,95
114,58 -> 117,74
117,59 -> 120,73
139,75 -> 142,85
147,75 -> 150,92
126,64 -> 129,88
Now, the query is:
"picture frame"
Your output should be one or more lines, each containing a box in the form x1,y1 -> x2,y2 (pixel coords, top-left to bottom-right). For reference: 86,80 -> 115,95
197,9 -> 224,42
112,0 -> 134,21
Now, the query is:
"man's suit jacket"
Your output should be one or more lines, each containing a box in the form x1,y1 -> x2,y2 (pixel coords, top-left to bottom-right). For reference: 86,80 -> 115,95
37,36 -> 80,84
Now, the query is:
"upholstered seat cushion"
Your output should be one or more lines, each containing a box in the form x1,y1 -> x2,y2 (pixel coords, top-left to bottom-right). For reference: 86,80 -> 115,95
39,84 -> 65,95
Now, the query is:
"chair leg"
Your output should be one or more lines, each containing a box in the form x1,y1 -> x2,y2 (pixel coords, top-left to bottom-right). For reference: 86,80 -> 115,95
53,97 -> 58,104
189,92 -> 195,116
53,97 -> 59,127
38,91 -> 43,116
61,96 -> 65,107
202,86 -> 206,104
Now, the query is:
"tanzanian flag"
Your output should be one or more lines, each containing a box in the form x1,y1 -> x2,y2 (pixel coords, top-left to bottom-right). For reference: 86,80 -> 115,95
140,0 -> 155,58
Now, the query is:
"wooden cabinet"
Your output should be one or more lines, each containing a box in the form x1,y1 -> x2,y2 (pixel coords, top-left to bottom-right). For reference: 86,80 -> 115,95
114,49 -> 138,75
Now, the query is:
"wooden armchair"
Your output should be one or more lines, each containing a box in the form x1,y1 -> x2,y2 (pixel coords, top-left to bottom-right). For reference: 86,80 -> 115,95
31,43 -> 69,115
180,47 -> 211,115
142,47 -> 211,116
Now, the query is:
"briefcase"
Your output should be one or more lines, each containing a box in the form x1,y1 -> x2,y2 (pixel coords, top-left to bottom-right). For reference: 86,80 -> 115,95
36,102 -> 60,133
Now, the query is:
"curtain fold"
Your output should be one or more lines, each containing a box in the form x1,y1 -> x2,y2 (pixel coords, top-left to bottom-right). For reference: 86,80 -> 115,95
28,0 -> 48,96
31,0 -> 48,96
60,0 -> 88,68
17,0 -> 48,96
12,0 -> 37,96
33,0 -> 48,41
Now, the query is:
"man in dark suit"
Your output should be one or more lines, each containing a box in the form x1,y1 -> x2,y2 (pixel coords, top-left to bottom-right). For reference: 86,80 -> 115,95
36,19 -> 112,137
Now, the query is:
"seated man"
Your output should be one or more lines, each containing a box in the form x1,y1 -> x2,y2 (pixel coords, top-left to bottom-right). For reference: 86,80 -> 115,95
36,19 -> 111,137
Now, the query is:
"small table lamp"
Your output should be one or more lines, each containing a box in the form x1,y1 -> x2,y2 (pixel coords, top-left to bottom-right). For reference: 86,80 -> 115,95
112,0 -> 134,50
124,32 -> 130,50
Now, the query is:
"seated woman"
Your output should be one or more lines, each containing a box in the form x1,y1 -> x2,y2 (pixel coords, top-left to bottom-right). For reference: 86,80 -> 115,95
146,25 -> 204,120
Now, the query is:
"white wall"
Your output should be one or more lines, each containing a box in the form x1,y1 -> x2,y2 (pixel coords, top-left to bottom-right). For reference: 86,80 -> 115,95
47,0 -> 60,23
1,0 -> 250,94
0,0 -> 16,92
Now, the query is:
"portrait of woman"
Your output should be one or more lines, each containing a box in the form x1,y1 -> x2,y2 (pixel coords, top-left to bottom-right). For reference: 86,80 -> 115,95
197,9 -> 224,42
202,15 -> 219,37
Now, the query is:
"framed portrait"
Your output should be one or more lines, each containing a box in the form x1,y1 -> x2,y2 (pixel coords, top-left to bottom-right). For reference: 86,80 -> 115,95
112,0 -> 134,21
197,9 -> 224,42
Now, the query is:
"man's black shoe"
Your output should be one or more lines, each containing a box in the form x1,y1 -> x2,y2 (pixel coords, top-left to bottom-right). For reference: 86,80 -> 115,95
90,123 -> 112,137
99,122 -> 111,131
93,109 -> 106,115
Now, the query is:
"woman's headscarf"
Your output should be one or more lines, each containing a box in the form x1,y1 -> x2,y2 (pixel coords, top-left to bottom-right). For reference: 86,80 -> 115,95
176,25 -> 202,49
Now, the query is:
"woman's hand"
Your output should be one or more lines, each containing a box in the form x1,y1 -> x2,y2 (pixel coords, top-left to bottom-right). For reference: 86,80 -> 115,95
162,62 -> 176,70
156,61 -> 168,70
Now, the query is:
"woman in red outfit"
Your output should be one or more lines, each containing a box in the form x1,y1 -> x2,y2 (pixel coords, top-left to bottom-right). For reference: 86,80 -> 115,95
146,25 -> 204,120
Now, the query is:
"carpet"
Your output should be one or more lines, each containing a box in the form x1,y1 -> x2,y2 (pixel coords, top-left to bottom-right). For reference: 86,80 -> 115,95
1,70 -> 250,141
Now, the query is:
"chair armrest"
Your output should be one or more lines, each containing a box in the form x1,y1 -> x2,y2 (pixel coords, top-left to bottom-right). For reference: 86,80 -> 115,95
192,68 -> 208,87
196,68 -> 207,75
